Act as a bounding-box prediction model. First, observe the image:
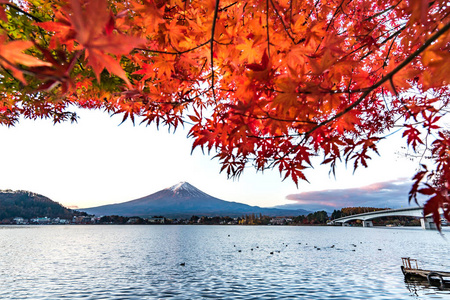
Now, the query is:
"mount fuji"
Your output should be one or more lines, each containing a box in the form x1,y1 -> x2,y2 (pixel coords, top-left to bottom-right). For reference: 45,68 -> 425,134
82,182 -> 309,218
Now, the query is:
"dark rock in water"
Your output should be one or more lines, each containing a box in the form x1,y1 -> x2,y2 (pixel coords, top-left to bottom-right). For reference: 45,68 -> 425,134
180,263 -> 185,266
270,252 -> 274,255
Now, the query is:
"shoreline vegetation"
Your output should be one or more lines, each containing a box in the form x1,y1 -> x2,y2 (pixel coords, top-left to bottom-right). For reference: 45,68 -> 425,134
3,207 -> 422,227
1,190 -> 423,226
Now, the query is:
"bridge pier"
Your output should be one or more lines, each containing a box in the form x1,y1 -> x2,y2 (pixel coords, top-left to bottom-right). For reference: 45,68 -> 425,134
420,217 -> 437,230
362,220 -> 373,227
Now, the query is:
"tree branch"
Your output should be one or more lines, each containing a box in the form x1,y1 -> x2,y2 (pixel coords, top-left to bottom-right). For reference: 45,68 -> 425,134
219,1 -> 238,12
136,40 -> 211,55
269,0 -> 297,44
301,21 -> 450,141
210,0 -> 220,101
364,2 -> 402,22
6,3 -> 42,22
266,0 -> 270,56
326,0 -> 345,32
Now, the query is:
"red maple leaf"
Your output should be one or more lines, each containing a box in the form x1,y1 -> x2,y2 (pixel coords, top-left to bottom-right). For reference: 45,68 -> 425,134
68,0 -> 145,87
423,193 -> 444,231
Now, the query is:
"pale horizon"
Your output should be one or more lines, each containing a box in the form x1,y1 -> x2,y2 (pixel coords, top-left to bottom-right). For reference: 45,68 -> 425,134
0,109 -> 423,212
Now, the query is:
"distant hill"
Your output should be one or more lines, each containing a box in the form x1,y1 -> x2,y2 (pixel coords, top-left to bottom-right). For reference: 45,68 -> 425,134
0,190 -> 81,220
82,182 -> 310,218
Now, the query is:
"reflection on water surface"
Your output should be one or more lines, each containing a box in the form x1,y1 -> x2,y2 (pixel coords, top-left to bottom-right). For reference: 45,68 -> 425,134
0,225 -> 449,299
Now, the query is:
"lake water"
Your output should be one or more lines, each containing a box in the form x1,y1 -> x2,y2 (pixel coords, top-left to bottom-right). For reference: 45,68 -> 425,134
1,225 -> 449,299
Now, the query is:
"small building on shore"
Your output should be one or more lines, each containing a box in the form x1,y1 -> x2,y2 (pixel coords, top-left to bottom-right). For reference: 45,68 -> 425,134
13,217 -> 26,225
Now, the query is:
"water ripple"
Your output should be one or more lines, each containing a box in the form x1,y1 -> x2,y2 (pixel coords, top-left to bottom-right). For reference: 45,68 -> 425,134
1,225 -> 449,299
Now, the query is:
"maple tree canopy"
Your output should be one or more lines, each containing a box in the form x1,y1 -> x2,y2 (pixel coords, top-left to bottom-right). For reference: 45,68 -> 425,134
0,0 -> 449,227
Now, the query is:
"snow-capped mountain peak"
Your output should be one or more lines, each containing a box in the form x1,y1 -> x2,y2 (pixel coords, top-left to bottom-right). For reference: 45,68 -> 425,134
82,181 -> 311,218
167,182 -> 204,196
168,181 -> 187,192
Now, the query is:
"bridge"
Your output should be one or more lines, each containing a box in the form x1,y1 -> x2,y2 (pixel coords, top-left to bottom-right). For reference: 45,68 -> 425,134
328,207 -> 437,229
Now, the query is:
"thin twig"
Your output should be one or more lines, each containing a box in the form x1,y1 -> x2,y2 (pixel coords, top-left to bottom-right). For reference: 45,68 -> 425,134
326,0 -> 345,32
383,32 -> 400,67
269,0 -> 297,44
210,0 -> 220,101
266,0 -> 270,56
301,21 -> 450,141
136,40 -> 211,55
389,77 -> 398,96
364,2 -> 401,22
6,3 -> 42,22
219,1 -> 238,12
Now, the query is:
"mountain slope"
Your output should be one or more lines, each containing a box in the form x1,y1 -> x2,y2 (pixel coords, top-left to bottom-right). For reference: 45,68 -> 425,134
0,190 -> 81,220
82,182 -> 309,218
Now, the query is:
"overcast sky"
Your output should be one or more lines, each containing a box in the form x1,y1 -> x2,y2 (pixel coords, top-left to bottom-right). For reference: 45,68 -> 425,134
0,108 -> 426,211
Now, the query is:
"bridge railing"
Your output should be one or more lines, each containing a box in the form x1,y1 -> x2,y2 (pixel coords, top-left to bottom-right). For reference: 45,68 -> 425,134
330,207 -> 425,223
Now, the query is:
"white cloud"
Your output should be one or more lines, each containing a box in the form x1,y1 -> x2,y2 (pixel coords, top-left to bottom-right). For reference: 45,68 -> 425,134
280,179 -> 425,212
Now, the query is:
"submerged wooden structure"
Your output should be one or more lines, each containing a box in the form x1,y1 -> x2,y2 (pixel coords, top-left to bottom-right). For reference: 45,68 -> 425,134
401,257 -> 450,289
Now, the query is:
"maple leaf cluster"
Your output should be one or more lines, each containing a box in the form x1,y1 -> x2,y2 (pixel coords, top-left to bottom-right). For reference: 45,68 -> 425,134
0,0 -> 449,228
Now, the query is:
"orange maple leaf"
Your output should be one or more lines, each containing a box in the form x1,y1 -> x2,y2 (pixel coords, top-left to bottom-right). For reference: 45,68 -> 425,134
164,19 -> 186,46
236,39 -> 260,63
0,39 -> 52,83
153,54 -> 175,78
334,110 -> 361,134
132,0 -> 165,33
68,0 -> 145,87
